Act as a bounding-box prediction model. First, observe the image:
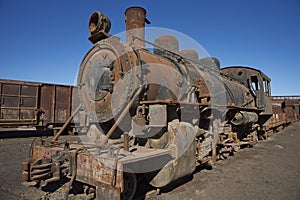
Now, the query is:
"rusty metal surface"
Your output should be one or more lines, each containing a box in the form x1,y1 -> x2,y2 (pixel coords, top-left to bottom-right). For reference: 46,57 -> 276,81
0,79 -> 80,129
24,145 -> 123,189
39,84 -> 54,125
77,38 -> 140,123
154,35 -> 179,57
22,141 -> 172,199
272,96 -> 300,119
150,121 -> 197,188
265,104 -> 287,132
284,107 -> 297,124
137,48 -> 184,101
21,6 -> 300,200
222,77 -> 254,107
231,111 -> 258,126
266,98 -> 299,131
180,49 -> 199,61
0,79 -> 39,126
88,11 -> 111,44
125,6 -> 150,47
221,67 -> 273,126
55,85 -> 72,123
39,84 -> 74,126
74,7 -> 281,198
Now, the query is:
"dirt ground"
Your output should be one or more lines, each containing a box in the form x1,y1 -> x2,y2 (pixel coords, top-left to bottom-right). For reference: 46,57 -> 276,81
1,122 -> 300,200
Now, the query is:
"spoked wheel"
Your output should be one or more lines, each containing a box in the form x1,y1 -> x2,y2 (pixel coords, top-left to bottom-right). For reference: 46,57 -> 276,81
121,172 -> 137,200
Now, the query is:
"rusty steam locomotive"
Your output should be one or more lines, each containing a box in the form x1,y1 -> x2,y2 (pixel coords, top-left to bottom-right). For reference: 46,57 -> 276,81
22,6 -> 285,200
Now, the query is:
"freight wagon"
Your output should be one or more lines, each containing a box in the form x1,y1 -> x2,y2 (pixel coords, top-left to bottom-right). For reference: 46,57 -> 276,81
264,96 -> 300,133
272,96 -> 300,119
0,79 -> 84,133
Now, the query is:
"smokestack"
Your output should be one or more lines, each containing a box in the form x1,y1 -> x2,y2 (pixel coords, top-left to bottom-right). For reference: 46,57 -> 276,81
125,6 -> 150,48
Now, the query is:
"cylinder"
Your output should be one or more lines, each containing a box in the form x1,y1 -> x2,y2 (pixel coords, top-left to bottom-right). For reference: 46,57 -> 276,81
125,6 -> 148,47
231,111 -> 258,126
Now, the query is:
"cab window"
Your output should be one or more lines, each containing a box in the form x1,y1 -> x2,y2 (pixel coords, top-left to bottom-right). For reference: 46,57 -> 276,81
251,76 -> 260,90
263,78 -> 271,96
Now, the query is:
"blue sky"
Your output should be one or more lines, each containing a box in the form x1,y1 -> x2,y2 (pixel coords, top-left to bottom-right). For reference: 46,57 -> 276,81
0,0 -> 299,95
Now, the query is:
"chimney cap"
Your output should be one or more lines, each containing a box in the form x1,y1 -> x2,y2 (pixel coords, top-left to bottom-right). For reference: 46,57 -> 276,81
125,6 -> 146,15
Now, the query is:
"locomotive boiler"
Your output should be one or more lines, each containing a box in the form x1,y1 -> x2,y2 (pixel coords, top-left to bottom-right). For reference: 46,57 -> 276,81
21,6 -> 273,200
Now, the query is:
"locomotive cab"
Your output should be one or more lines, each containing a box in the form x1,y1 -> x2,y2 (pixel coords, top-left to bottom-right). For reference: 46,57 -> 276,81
221,66 -> 272,123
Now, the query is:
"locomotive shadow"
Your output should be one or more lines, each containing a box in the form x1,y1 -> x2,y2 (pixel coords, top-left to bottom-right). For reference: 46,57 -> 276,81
134,164 -> 212,199
157,164 -> 211,194
0,129 -> 54,139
